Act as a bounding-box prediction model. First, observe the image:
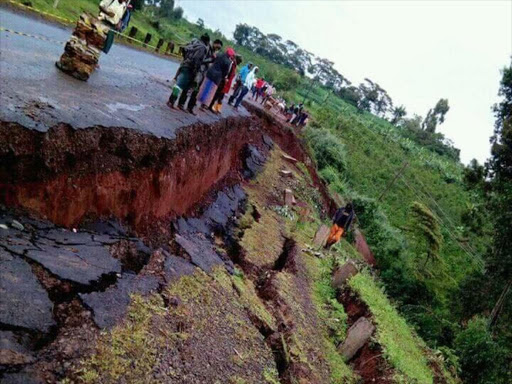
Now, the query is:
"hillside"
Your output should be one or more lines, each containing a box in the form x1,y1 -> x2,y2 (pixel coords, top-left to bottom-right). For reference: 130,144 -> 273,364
1,1 -> 509,383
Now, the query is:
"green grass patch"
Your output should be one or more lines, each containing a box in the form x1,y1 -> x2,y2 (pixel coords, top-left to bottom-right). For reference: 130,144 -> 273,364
349,272 -> 434,384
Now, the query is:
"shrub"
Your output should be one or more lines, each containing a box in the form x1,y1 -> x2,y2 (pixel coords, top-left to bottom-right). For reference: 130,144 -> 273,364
305,128 -> 347,174
454,316 -> 511,384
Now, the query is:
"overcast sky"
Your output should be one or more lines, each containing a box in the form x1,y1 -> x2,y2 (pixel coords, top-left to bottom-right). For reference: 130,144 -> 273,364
177,0 -> 512,164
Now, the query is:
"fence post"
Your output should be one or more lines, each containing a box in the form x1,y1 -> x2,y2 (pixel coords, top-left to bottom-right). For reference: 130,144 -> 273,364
143,33 -> 152,47
128,26 -> 138,39
155,38 -> 164,52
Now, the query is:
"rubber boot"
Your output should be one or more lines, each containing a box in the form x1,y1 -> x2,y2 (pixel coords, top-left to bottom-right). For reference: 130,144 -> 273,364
167,85 -> 181,108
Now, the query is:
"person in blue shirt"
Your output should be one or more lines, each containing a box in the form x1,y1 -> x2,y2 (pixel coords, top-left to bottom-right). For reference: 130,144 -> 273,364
228,62 -> 253,105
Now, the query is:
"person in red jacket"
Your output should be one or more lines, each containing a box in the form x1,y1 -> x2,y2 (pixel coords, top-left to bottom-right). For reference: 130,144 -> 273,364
252,77 -> 265,100
209,52 -> 241,113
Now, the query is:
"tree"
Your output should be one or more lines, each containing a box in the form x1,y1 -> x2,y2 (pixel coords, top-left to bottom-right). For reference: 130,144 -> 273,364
196,18 -> 204,28
358,79 -> 393,116
422,98 -> 450,133
157,0 -> 175,18
486,63 -> 512,330
391,105 -> 407,126
410,201 -> 443,266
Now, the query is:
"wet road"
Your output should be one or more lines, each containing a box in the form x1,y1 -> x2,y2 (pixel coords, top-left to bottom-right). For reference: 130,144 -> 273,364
0,8 -> 248,138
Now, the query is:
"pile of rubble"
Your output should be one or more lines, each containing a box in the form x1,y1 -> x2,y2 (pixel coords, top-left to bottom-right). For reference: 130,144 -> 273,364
57,14 -> 108,81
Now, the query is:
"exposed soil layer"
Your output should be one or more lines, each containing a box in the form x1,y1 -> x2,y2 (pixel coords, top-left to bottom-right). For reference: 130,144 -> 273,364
0,117 -> 260,234
336,287 -> 395,383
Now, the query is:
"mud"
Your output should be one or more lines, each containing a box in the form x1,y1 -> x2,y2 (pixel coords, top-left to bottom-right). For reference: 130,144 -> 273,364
0,117 -> 259,235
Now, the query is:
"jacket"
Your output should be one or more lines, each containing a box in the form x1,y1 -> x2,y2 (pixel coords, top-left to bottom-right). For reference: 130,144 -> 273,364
206,53 -> 232,85
222,62 -> 237,94
333,207 -> 354,230
238,64 -> 251,82
244,67 -> 258,88
181,39 -> 209,71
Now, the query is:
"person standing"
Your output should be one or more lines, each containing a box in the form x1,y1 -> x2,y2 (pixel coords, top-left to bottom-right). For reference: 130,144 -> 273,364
210,53 -> 242,114
325,203 -> 355,249
181,39 -> 223,114
98,0 -> 128,53
228,62 -> 253,105
234,66 -> 259,109
167,34 -> 210,109
197,48 -> 235,110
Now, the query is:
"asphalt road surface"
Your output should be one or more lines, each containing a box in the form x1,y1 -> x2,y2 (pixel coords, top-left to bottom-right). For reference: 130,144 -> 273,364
0,8 -> 248,139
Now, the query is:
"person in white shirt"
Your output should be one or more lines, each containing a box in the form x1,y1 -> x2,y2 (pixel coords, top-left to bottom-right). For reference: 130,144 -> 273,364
98,0 -> 127,53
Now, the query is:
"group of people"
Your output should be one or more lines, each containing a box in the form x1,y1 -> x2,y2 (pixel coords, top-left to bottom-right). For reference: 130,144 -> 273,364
285,103 -> 309,127
168,34 -> 261,114
166,33 -> 311,128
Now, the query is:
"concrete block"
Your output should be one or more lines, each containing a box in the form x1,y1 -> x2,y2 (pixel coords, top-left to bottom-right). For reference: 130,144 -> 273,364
313,224 -> 330,248
338,317 -> 375,361
332,260 -> 358,289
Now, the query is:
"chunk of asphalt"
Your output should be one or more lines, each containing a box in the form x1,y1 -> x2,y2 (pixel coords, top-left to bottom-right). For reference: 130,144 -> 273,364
262,134 -> 274,150
40,229 -> 94,245
0,368 -> 44,384
243,144 -> 266,179
0,230 -> 38,256
25,244 -> 121,286
175,233 -> 225,273
80,274 -> 159,329
163,254 -> 197,283
0,252 -> 55,334
0,331 -> 35,367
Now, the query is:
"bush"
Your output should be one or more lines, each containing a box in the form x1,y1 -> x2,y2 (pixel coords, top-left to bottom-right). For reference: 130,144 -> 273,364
319,166 -> 348,195
305,128 -> 347,174
454,316 -> 511,384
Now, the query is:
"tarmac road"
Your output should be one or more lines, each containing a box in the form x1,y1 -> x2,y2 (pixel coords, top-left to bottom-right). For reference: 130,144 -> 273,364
0,8 -> 248,139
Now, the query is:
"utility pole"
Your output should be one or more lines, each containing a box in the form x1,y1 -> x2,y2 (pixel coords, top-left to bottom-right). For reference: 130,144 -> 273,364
378,161 -> 409,202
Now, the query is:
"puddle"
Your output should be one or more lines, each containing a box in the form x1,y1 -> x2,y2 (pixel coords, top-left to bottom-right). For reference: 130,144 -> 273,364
106,102 -> 146,113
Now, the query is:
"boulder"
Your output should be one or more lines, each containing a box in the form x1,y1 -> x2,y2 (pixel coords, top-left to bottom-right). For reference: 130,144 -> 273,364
354,229 -> 377,266
0,252 -> 55,334
284,189 -> 296,206
338,317 -> 375,361
332,260 -> 358,289
313,225 -> 330,248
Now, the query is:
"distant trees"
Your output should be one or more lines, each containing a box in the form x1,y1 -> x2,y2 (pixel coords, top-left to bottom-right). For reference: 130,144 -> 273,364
233,23 -> 345,88
410,201 -> 443,266
357,78 -> 393,117
196,18 -> 204,28
422,98 -> 450,133
391,105 -> 407,126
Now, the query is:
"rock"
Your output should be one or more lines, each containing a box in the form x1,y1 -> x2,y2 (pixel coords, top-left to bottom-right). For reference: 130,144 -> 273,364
354,229 -> 377,266
25,243 -> 121,286
163,254 -> 197,283
0,368 -> 44,384
243,144 -> 266,179
262,134 -> 274,150
284,189 -> 296,206
280,169 -> 293,177
175,233 -> 227,273
10,220 -> 24,231
80,274 -> 159,329
282,153 -> 298,163
313,224 -> 330,248
0,252 -> 55,334
332,260 -> 358,289
0,331 -> 35,367
338,317 -> 375,361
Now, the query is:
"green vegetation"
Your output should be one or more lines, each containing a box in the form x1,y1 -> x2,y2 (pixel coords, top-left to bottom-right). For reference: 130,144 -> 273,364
14,1 -> 510,382
349,273 -> 435,384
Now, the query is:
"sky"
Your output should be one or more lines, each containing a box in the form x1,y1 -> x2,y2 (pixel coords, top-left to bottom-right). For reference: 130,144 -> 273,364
176,0 -> 512,164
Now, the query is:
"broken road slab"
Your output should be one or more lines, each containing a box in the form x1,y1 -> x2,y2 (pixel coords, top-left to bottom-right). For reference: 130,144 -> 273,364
0,251 -> 55,334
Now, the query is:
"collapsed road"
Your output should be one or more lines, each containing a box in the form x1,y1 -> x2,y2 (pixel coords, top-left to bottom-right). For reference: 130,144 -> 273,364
0,7 -> 336,383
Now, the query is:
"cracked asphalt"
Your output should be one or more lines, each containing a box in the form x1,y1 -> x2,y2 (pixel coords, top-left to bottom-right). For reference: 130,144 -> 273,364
0,7 -> 249,139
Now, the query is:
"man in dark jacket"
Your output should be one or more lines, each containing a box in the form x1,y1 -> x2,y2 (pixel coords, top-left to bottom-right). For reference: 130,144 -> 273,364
197,48 -> 234,109
167,33 -> 210,108
179,39 -> 223,114
325,203 -> 355,249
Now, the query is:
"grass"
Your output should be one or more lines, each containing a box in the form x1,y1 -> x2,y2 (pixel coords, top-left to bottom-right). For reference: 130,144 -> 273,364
349,272 -> 435,384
